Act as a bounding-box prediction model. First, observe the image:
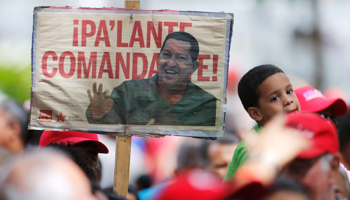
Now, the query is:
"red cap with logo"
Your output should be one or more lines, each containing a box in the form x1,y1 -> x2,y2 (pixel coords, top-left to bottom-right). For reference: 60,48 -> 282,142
295,86 -> 348,117
39,131 -> 109,154
286,112 -> 339,159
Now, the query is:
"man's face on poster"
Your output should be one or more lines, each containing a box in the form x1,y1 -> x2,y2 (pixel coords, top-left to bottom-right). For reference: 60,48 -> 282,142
158,38 -> 199,91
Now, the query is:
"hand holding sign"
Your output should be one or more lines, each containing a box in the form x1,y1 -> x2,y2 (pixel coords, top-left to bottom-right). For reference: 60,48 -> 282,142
87,82 -> 114,119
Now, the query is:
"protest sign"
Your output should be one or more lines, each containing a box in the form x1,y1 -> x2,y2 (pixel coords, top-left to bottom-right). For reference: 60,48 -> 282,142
29,6 -> 233,138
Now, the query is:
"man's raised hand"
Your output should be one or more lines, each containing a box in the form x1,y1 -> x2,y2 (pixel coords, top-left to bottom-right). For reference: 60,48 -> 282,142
87,82 -> 114,119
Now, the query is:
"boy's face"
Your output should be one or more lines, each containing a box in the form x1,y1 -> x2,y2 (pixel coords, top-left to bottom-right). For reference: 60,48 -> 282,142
253,72 -> 300,125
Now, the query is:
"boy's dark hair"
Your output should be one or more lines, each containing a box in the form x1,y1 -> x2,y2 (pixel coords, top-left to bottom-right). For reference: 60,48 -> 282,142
238,64 -> 284,111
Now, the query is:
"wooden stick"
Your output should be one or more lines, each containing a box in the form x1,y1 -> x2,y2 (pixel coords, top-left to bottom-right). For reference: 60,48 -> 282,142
113,136 -> 132,197
113,1 -> 140,197
125,0 -> 140,9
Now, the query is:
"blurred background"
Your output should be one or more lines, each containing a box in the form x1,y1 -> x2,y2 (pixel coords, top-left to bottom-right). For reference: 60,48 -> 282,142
1,0 -> 350,191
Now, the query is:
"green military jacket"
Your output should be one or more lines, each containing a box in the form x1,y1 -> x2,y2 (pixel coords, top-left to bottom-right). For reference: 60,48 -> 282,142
86,74 -> 217,126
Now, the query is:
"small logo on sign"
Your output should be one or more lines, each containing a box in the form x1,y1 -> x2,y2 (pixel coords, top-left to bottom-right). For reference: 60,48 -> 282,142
56,112 -> 67,122
39,110 -> 52,122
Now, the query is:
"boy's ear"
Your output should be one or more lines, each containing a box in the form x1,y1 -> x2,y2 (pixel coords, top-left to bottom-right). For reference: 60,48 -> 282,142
247,107 -> 263,122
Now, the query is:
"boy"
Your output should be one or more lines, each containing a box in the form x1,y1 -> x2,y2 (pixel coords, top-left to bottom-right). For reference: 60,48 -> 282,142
224,64 -> 300,180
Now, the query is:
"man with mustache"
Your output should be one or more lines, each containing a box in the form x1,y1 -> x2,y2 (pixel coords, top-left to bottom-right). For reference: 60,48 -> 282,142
86,32 -> 217,126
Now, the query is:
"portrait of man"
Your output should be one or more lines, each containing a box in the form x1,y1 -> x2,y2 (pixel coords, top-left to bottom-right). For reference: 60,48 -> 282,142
86,31 -> 217,126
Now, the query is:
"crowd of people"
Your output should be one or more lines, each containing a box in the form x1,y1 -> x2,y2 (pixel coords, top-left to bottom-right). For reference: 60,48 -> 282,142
1,30 -> 350,199
0,63 -> 350,200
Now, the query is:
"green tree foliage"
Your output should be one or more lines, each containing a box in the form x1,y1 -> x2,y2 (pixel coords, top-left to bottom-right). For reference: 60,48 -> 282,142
0,65 -> 31,104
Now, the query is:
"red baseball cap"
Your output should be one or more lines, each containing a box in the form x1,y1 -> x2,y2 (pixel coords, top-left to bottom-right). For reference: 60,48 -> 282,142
295,86 -> 348,117
155,170 -> 266,200
39,131 -> 109,154
155,170 -> 233,200
286,112 -> 339,159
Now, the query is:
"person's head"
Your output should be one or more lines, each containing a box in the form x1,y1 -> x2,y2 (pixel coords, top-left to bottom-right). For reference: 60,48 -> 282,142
334,167 -> 350,200
175,140 -> 202,175
39,131 -> 108,183
282,154 -> 339,200
199,135 -> 240,178
282,112 -> 340,200
0,149 -> 98,200
295,86 -> 349,118
264,177 -> 311,200
158,31 -> 200,91
238,64 -> 300,126
0,100 -> 29,153
135,174 -> 153,191
49,142 -> 103,184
